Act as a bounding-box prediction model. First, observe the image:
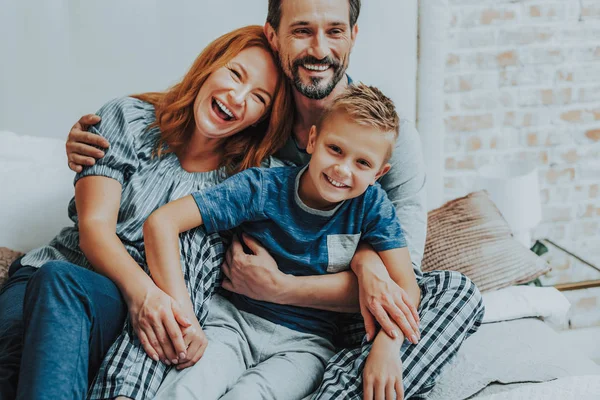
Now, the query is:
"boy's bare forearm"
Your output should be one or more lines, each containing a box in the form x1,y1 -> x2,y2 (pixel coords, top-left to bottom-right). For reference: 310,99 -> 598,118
143,214 -> 194,313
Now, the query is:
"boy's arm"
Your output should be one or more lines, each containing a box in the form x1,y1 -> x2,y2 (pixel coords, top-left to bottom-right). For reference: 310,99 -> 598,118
143,195 -> 203,315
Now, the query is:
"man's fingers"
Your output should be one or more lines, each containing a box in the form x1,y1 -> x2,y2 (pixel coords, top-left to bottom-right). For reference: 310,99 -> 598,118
240,233 -> 264,255
79,114 -> 102,125
67,142 -> 105,159
68,161 -> 83,173
396,380 -> 405,400
69,154 -> 96,167
230,234 -> 245,256
221,278 -> 235,293
222,260 -> 232,280
69,129 -> 110,149
137,330 -> 160,362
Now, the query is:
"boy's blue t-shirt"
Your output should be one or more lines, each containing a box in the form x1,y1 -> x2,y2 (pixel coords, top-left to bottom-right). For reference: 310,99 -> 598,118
192,165 -> 406,341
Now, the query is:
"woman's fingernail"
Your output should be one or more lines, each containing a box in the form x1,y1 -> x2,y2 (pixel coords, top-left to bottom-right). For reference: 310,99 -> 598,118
171,359 -> 179,365
179,352 -> 186,360
365,333 -> 371,342
391,330 -> 398,338
152,354 -> 159,362
411,335 -> 419,344
164,359 -> 171,365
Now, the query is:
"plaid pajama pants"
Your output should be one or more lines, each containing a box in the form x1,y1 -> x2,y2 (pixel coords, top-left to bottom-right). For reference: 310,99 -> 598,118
89,229 -> 484,400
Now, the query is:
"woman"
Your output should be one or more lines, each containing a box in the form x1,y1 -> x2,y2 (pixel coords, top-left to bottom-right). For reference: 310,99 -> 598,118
0,25 -> 293,400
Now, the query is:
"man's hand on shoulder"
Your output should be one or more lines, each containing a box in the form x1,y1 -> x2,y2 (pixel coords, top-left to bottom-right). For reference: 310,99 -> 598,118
66,114 -> 109,172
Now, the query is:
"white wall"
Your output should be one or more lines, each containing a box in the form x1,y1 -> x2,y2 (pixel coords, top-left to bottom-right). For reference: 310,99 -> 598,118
0,0 -> 417,138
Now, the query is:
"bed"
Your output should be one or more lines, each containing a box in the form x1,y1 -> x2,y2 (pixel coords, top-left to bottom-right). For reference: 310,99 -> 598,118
2,130 -> 599,399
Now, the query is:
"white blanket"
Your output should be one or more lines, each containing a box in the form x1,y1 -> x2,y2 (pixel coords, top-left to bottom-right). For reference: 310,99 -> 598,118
477,375 -> 600,399
482,285 -> 571,326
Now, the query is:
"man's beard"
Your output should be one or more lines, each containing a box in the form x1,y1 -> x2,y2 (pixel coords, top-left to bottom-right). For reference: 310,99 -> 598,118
289,55 -> 347,100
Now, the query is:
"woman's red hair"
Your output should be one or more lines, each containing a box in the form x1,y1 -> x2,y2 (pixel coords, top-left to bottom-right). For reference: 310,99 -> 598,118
132,25 -> 293,173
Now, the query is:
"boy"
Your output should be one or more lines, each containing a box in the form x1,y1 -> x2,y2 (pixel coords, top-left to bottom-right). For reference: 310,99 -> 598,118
146,84 -> 420,400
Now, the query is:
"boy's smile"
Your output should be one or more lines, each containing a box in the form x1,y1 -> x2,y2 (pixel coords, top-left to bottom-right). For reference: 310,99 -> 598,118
299,111 -> 392,210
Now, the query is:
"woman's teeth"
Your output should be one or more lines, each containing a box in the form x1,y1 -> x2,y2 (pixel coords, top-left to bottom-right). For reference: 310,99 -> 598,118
304,64 -> 329,71
215,99 -> 234,119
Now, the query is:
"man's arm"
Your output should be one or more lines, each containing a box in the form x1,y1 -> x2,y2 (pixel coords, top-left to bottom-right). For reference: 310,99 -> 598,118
378,119 -> 428,272
66,114 -> 109,172
221,234 -> 360,313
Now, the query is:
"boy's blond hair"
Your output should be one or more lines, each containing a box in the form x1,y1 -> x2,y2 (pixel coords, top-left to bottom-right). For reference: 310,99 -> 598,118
317,83 -> 400,161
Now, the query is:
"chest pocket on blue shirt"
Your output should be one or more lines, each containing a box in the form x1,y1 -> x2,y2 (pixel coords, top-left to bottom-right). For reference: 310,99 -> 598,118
326,234 -> 361,273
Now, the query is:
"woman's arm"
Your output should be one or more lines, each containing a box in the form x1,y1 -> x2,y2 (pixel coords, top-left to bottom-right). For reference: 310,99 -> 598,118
75,176 -> 190,364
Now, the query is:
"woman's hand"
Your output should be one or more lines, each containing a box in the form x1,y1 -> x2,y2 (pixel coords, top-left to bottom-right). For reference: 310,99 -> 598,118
175,317 -> 209,370
363,333 -> 404,400
128,285 -> 192,365
221,234 -> 289,303
66,114 -> 109,172
355,261 -> 420,344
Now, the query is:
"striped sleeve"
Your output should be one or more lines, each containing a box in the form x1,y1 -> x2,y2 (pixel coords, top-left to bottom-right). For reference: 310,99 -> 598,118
74,97 -> 143,186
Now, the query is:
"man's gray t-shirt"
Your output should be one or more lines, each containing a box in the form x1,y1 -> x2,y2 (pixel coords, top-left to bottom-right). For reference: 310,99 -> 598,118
274,119 -> 427,276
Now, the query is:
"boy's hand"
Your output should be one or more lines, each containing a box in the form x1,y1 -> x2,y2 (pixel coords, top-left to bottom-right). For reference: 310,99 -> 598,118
175,317 -> 208,370
356,263 -> 420,344
363,333 -> 404,400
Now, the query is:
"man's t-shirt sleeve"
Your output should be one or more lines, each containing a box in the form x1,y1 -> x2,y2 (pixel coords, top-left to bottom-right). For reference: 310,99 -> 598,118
361,184 -> 407,252
378,119 -> 427,270
191,167 -> 265,233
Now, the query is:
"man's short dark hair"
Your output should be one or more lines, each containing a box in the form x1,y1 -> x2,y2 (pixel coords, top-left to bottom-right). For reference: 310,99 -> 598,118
267,0 -> 361,31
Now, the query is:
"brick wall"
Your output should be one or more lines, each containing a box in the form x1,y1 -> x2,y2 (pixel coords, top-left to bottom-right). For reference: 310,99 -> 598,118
442,0 -> 600,326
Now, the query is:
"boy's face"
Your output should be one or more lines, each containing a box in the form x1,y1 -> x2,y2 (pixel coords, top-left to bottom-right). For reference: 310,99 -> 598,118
304,111 -> 392,208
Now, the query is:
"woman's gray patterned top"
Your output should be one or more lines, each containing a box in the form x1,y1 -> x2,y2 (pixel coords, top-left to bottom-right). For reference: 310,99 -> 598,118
21,97 -> 233,270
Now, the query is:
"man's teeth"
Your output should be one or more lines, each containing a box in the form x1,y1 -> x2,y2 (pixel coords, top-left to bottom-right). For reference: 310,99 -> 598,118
215,99 -> 234,118
326,175 -> 347,188
304,64 -> 329,71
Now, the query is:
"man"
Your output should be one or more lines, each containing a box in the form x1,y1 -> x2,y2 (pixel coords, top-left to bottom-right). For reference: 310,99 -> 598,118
66,1 -> 484,398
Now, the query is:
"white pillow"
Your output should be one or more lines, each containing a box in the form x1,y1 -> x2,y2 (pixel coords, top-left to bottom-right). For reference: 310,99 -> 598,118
482,285 -> 571,327
0,131 -> 74,252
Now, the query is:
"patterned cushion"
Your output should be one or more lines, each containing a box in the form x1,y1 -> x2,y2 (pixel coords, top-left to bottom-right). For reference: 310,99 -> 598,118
421,191 -> 550,292
0,247 -> 23,286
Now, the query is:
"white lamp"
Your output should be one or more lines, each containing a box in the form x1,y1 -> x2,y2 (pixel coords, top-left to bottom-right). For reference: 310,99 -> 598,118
476,161 -> 543,247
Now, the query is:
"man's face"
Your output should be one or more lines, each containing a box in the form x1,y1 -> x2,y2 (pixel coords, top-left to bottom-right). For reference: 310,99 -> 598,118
268,0 -> 358,100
